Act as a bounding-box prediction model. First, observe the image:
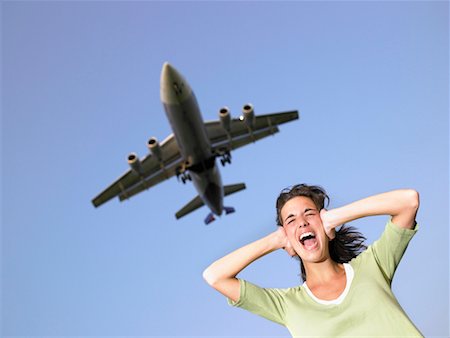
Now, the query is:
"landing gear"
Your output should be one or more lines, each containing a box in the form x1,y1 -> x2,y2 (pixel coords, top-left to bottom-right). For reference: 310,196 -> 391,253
181,173 -> 191,184
176,169 -> 191,184
220,151 -> 232,166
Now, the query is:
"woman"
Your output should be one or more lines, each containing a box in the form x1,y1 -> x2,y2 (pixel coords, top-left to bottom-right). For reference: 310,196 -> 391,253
203,184 -> 422,337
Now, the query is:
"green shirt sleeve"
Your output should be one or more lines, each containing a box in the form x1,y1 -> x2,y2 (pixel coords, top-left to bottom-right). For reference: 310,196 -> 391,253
370,218 -> 418,283
227,279 -> 287,326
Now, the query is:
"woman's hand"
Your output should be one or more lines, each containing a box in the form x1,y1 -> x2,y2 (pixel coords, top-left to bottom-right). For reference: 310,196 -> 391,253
319,189 -> 419,232
273,226 -> 296,256
320,209 -> 336,240
203,226 -> 298,302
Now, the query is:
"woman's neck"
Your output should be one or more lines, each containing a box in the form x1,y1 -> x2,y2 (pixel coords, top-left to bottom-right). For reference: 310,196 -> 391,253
304,259 -> 344,286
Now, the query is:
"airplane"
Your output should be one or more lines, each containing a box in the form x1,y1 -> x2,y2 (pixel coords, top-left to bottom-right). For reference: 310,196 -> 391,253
92,62 -> 299,224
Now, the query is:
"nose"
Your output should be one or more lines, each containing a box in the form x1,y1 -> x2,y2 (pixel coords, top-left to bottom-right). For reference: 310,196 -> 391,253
161,62 -> 179,84
299,221 -> 309,228
160,62 -> 192,104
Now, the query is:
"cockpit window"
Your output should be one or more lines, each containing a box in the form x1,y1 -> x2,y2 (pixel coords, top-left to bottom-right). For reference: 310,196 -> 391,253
173,82 -> 183,95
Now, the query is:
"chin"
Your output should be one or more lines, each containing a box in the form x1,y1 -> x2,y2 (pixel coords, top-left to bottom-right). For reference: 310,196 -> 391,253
299,248 -> 329,263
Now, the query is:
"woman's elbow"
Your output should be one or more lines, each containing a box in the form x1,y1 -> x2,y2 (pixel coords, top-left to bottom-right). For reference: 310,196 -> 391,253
392,189 -> 420,229
405,189 -> 420,212
202,266 -> 218,287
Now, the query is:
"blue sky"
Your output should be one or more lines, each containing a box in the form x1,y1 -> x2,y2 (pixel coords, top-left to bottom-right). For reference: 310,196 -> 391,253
2,1 -> 449,337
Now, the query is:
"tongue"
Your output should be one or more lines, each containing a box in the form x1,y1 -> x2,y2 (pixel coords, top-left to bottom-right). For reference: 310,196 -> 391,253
303,238 -> 317,250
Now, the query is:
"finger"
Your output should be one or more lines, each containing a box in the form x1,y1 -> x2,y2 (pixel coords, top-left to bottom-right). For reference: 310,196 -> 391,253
284,240 -> 297,256
284,246 -> 297,257
327,228 -> 336,240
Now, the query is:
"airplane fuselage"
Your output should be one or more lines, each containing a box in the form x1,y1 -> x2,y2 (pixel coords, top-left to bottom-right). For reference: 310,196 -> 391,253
92,62 -> 298,223
160,63 -> 224,216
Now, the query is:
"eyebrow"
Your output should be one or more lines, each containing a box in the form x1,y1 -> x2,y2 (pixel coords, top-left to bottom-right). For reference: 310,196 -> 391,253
283,208 -> 317,224
284,214 -> 295,224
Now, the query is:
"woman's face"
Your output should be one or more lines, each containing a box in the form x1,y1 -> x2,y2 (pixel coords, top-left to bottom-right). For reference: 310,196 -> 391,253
280,196 -> 330,263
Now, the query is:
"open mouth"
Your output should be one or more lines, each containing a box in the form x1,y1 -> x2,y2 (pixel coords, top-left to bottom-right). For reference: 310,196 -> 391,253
299,232 -> 318,250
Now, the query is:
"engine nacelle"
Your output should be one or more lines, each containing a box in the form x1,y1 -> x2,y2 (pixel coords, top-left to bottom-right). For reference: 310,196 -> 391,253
128,153 -> 143,173
219,107 -> 231,131
242,103 -> 255,129
147,137 -> 162,161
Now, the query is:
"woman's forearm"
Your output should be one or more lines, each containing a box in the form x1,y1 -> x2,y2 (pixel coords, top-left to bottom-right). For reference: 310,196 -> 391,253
203,226 -> 293,302
324,189 -> 419,230
203,230 -> 288,302
203,231 -> 283,286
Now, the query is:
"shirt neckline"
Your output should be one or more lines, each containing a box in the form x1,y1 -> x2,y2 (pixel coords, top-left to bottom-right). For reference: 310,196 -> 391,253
302,263 -> 354,305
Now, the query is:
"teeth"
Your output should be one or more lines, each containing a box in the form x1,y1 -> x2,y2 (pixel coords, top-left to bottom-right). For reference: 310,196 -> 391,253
300,232 -> 315,241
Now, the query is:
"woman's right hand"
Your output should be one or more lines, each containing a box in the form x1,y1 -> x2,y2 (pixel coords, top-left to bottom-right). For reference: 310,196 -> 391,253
204,227 -> 297,302
273,226 -> 296,257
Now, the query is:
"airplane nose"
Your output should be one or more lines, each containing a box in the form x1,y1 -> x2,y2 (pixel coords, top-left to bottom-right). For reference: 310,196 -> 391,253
161,62 -> 175,80
160,62 -> 192,104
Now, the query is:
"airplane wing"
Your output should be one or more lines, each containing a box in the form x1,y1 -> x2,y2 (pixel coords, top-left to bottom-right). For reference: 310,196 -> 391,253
205,110 -> 299,156
92,134 -> 183,207
93,110 -> 298,208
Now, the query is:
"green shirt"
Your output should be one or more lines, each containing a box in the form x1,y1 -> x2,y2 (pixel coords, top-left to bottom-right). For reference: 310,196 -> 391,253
229,220 -> 422,337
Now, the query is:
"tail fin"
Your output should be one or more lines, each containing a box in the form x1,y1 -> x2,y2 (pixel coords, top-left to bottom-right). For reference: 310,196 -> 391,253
224,206 -> 235,214
204,207 -> 234,225
204,213 -> 216,225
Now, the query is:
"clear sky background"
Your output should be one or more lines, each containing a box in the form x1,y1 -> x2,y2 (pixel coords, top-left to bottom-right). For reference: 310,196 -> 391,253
2,1 -> 449,337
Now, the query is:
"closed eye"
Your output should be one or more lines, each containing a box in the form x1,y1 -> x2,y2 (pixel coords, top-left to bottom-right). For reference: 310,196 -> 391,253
304,208 -> 317,217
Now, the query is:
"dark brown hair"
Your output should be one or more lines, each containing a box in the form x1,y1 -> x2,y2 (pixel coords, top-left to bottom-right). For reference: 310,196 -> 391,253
276,184 -> 367,281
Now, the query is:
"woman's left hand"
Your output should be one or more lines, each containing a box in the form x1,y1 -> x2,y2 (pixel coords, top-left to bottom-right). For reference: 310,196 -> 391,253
320,209 -> 336,240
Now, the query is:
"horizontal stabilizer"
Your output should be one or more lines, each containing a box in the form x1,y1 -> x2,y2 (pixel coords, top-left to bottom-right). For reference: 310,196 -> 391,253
175,195 -> 204,219
224,183 -> 246,196
175,183 -> 246,220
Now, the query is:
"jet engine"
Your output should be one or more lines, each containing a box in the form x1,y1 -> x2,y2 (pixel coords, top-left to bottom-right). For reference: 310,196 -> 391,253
147,137 -> 162,161
128,153 -> 143,173
219,107 -> 231,131
242,103 -> 255,129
